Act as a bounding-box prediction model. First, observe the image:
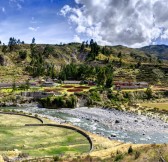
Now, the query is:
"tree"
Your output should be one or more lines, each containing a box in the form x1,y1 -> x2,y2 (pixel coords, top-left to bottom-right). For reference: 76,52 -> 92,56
105,76 -> 113,88
2,44 -> 7,54
8,37 -> 17,51
19,50 -> 27,60
12,80 -> 17,92
26,79 -> 30,90
137,61 -> 141,68
80,41 -> 85,52
43,45 -> 54,58
32,37 -> 35,44
146,87 -> 153,99
97,68 -> 106,86
128,146 -> 133,154
118,52 -> 122,58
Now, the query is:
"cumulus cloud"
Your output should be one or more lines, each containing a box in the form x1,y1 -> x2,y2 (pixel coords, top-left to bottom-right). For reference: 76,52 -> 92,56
73,35 -> 82,42
61,0 -> 168,47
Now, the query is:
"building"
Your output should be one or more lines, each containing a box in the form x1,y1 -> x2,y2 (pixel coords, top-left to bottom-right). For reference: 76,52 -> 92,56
114,81 -> 148,90
63,80 -> 81,84
21,91 -> 60,99
41,81 -> 55,87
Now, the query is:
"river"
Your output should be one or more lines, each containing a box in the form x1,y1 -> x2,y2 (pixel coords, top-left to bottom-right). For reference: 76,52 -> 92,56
3,105 -> 168,144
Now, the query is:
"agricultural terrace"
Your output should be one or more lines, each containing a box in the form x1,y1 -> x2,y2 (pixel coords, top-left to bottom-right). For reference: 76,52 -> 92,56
141,102 -> 168,111
44,84 -> 96,95
0,114 -> 90,158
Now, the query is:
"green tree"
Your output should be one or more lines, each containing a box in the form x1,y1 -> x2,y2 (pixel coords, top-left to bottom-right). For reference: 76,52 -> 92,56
97,68 -> 106,86
26,79 -> 30,90
32,37 -> 35,44
19,50 -> 27,60
146,87 -> 153,99
12,80 -> 17,92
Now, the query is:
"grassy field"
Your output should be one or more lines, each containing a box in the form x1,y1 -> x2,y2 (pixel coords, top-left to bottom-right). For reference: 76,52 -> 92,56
141,102 -> 168,110
0,114 -> 90,157
0,126 -> 90,157
0,114 -> 42,126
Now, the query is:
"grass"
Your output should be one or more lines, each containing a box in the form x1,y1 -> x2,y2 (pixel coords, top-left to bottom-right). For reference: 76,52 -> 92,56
141,102 -> 168,110
0,114 -> 90,157
0,114 -> 41,126
0,126 -> 90,157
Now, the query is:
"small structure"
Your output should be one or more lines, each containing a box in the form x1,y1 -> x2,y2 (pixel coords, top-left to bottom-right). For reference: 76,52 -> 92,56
114,81 -> 148,90
63,80 -> 81,84
21,91 -> 60,99
41,81 -> 55,87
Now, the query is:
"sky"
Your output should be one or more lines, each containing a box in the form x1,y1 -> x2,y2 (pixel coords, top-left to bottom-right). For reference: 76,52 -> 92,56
1,0 -> 168,47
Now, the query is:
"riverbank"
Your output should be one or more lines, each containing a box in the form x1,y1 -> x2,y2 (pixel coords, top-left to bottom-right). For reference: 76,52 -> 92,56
7,105 -> 168,144
55,107 -> 168,143
1,105 -> 168,161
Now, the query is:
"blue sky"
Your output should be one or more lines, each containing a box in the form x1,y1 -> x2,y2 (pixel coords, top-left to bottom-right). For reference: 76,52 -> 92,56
1,0 -> 168,47
0,0 -> 78,44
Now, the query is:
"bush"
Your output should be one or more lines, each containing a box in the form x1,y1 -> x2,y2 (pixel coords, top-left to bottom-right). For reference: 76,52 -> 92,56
114,154 -> 124,161
89,91 -> 101,101
18,152 -> 29,158
128,146 -> 133,154
53,155 -> 60,161
19,50 -> 27,60
39,95 -> 77,109
134,151 -> 140,159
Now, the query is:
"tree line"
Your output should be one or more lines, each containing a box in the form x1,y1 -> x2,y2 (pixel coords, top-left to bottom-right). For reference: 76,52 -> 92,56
59,63 -> 113,88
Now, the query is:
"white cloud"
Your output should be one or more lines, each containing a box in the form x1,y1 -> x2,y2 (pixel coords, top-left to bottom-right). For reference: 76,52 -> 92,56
61,0 -> 168,47
60,5 -> 71,16
73,35 -> 82,42
28,27 -> 40,31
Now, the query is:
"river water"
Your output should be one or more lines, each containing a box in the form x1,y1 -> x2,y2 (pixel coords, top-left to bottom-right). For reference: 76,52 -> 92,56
3,105 -> 168,144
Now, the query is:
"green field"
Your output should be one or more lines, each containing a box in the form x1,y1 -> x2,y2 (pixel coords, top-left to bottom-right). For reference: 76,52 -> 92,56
0,114 -> 90,157
0,114 -> 42,126
141,102 -> 168,110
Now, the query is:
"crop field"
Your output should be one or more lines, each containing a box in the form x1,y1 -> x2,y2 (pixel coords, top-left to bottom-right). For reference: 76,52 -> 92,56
44,84 -> 94,94
141,102 -> 168,111
0,114 -> 90,157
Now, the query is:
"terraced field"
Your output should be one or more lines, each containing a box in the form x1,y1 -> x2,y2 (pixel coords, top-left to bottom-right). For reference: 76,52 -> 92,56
141,102 -> 168,111
0,114 -> 90,157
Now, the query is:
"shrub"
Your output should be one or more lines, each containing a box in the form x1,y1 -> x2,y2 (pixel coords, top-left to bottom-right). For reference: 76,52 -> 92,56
134,151 -> 140,159
53,155 -> 59,161
19,50 -> 27,60
114,154 -> 124,161
128,146 -> 133,154
18,152 -> 29,158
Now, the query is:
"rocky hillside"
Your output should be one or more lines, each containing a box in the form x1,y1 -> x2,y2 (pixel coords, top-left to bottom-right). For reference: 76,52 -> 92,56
139,44 -> 168,60
0,42 -> 168,85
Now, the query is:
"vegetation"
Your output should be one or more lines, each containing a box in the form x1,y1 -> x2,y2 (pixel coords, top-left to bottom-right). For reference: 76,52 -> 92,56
38,95 -> 77,109
0,114 -> 90,158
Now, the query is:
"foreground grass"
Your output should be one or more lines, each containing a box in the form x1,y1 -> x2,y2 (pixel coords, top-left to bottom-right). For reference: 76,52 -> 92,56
0,126 -> 90,157
0,114 -> 90,158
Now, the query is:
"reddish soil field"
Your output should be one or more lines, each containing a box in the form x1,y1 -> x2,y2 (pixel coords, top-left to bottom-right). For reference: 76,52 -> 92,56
67,88 -> 83,92
62,85 -> 74,88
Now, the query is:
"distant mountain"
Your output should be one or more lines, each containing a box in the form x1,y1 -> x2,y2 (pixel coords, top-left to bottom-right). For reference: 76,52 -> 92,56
139,45 -> 168,60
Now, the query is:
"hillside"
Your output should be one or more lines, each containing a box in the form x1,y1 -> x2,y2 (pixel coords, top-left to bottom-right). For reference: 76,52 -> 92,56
0,42 -> 168,85
139,44 -> 168,60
